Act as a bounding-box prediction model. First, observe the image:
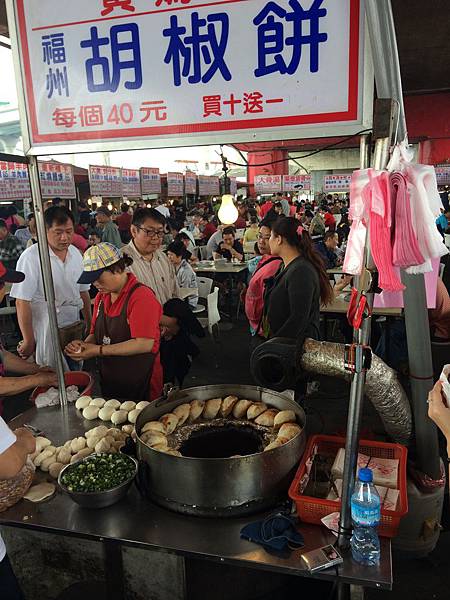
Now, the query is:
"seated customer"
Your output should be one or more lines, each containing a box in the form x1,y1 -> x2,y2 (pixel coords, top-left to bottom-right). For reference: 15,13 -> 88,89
314,231 -> 341,269
214,227 -> 243,262
243,216 -> 259,244
167,241 -> 199,309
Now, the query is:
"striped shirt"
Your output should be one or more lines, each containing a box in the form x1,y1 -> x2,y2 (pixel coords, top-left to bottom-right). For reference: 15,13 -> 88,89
124,241 -> 179,306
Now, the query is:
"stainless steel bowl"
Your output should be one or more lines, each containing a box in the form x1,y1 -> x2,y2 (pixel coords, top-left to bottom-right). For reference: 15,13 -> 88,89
58,453 -> 138,509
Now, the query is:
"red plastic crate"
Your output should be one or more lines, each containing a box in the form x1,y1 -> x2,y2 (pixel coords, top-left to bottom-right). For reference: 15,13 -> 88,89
30,371 -> 94,403
288,434 -> 408,538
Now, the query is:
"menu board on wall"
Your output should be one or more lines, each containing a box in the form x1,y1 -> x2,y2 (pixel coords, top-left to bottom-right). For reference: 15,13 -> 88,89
39,162 -> 76,198
254,175 -> 282,194
0,161 -> 31,200
140,168 -> 161,194
89,165 -> 123,196
122,169 -> 141,197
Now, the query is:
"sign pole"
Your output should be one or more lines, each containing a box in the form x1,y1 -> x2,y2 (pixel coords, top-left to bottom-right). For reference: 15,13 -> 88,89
27,155 -> 68,411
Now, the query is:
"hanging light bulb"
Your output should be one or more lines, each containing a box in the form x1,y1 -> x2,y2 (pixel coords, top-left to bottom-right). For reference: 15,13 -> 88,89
87,198 -> 92,206
218,194 -> 238,225
107,202 -> 113,211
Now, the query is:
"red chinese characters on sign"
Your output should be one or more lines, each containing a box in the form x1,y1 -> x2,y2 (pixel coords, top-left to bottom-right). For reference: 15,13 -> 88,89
323,174 -> 352,192
39,162 -> 76,199
185,171 -> 197,195
101,0 -> 135,16
140,101 -> 167,122
79,105 -> 104,127
167,172 -> 184,196
155,0 -> 192,6
140,167 -> 161,194
283,175 -> 312,192
254,175 -> 282,194
203,92 -> 283,118
198,175 -> 220,196
0,162 -> 31,200
52,108 -> 77,128
122,168 -> 141,197
89,165 -> 123,196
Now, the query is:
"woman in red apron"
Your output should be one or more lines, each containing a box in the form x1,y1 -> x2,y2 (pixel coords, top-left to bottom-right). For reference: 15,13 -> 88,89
65,243 -> 163,401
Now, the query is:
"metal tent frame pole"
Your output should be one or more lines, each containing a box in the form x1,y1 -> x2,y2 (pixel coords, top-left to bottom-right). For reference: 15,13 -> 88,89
27,156 -> 68,411
365,0 -> 441,479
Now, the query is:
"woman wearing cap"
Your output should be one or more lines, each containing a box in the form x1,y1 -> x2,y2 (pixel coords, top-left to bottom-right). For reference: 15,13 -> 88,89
65,243 -> 163,401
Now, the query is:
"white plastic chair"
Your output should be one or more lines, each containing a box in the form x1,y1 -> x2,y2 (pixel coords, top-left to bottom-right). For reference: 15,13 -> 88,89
197,277 -> 214,299
198,287 -> 221,367
198,245 -> 209,260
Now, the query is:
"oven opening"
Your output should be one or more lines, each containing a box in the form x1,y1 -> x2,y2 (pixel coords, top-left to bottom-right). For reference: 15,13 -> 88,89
180,424 -> 265,458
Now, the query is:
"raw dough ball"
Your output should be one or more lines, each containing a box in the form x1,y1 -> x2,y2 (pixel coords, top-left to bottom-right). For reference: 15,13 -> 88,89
111,410 -> 128,425
173,403 -> 190,426
203,398 -> 222,420
86,425 -> 108,439
70,448 -> 93,463
90,398 -> 106,408
104,399 -> 121,410
277,423 -> 302,441
40,455 -> 58,472
45,446 -> 57,455
273,410 -> 296,429
247,402 -> 267,420
159,413 -> 179,434
106,428 -> 124,441
86,435 -> 102,449
120,401 -> 136,412
34,448 -> 55,467
95,437 -> 110,453
121,424 -> 134,435
128,409 -> 141,424
56,448 -> 71,465
63,440 -> 73,450
82,405 -> 100,420
255,409 -> 279,427
70,437 -> 86,454
24,483 -> 56,502
49,462 -> 64,479
141,421 -> 165,434
220,396 -> 238,417
34,437 -> 51,454
75,396 -> 92,410
232,399 -> 253,419
189,400 -> 205,422
98,406 -> 117,422
136,401 -> 150,411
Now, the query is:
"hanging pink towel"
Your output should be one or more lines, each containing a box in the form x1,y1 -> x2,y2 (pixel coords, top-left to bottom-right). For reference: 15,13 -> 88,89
390,172 -> 424,268
343,169 -> 371,275
369,171 -> 404,292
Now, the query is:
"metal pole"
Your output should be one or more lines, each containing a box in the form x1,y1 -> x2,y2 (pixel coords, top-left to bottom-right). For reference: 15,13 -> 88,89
337,133 -> 385,549
366,0 -> 441,479
28,156 -> 68,411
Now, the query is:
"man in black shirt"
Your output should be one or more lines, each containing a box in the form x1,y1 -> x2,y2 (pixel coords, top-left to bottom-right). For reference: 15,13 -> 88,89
214,227 -> 244,261
314,231 -> 341,269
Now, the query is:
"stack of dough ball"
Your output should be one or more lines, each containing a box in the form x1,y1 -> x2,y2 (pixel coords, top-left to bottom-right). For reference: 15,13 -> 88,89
32,424 -> 132,480
139,397 -> 301,456
75,396 -> 150,426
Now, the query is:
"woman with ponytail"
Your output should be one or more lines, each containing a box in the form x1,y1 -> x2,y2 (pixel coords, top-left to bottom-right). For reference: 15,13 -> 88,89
262,217 -> 333,342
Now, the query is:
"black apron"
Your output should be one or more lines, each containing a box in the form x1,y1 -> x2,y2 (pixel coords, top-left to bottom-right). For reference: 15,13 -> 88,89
94,283 -> 155,401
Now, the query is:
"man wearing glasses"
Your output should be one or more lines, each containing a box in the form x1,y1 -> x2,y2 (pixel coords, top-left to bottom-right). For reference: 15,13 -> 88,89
125,208 -> 180,306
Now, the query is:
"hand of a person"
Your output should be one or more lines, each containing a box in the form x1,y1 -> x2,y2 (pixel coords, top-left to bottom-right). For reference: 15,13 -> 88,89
66,342 -> 100,361
14,428 -> 36,454
17,338 -> 35,359
428,381 -> 450,444
64,340 -> 83,355
34,370 -> 58,388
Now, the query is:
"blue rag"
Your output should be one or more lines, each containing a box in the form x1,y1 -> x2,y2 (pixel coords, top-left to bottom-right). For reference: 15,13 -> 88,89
240,512 -> 304,553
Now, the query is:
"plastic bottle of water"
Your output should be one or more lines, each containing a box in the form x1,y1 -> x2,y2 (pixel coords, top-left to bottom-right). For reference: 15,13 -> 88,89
350,467 -> 381,566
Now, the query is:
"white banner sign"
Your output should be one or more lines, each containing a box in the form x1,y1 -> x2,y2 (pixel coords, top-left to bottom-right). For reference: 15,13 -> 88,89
254,175 -> 282,194
167,172 -> 184,196
122,168 -> 141,197
140,167 -> 161,195
198,176 -> 220,196
185,171 -> 197,195
89,165 -> 122,196
323,174 -> 352,191
0,161 -> 31,200
9,0 -> 372,154
39,161 -> 76,198
283,174 -> 312,192
435,166 -> 450,186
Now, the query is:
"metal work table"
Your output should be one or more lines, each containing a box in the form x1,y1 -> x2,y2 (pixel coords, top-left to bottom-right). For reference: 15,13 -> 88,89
193,261 -> 248,274
0,407 -> 392,597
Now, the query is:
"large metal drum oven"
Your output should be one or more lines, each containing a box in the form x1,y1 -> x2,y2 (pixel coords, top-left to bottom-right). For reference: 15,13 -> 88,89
135,385 -> 306,517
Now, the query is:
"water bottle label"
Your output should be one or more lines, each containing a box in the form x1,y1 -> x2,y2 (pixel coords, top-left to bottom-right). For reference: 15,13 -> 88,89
351,504 -> 380,527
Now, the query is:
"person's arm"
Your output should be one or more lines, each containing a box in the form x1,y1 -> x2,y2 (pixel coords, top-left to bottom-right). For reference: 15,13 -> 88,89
80,291 -> 92,332
1,349 -> 40,375
0,370 -> 58,397
0,427 -> 35,479
15,299 -> 35,358
428,381 -> 450,457
66,338 -> 154,361
230,243 -> 244,262
271,270 -> 316,339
